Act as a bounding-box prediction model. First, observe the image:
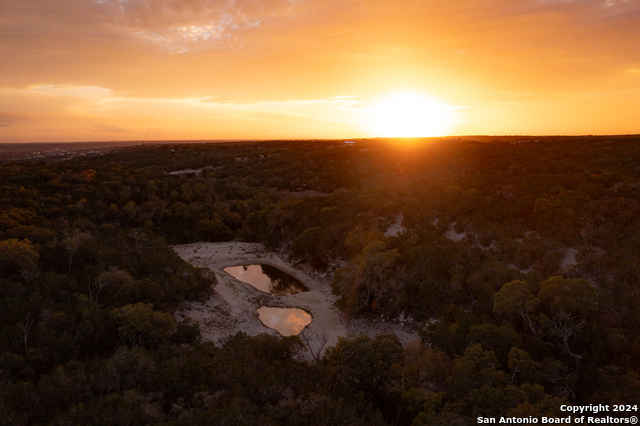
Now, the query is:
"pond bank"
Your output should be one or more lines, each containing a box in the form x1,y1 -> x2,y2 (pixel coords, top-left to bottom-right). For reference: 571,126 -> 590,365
172,242 -> 420,359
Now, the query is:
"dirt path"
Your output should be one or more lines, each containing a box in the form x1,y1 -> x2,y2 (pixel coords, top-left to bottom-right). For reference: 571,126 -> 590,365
172,242 -> 420,358
561,248 -> 579,271
384,213 -> 406,237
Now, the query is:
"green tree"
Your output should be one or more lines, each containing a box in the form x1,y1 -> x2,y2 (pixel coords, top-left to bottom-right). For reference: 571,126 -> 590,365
494,280 -> 541,336
325,334 -> 404,405
400,339 -> 450,391
292,227 -> 325,266
332,240 -> 403,314
109,303 -> 176,348
508,347 -> 541,385
0,238 -> 39,282
537,277 -> 596,363
446,344 -> 508,399
62,229 -> 91,273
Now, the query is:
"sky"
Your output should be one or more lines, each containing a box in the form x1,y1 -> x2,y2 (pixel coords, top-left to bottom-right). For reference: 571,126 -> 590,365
1,0 -> 639,142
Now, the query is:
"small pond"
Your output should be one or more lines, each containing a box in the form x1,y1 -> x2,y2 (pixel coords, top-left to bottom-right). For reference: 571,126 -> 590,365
257,307 -> 312,336
223,264 -> 308,295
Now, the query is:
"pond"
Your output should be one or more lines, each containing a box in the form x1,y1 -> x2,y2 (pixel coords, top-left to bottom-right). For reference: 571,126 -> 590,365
257,307 -> 312,336
223,264 -> 308,295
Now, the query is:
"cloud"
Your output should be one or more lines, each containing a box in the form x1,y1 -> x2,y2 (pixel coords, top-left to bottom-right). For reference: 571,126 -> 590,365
28,85 -> 114,98
1,0 -> 640,139
0,0 -> 348,99
0,0 -> 317,54
92,123 -> 133,133
4,2 -> 636,84
0,112 -> 30,127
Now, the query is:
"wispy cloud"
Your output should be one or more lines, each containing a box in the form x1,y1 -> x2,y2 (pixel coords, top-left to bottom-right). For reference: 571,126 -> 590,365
1,0 -> 640,139
0,112 -> 30,128
326,95 -> 359,100
92,123 -> 133,133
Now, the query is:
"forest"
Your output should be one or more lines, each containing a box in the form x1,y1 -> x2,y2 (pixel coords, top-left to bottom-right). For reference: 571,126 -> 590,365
1,136 -> 639,425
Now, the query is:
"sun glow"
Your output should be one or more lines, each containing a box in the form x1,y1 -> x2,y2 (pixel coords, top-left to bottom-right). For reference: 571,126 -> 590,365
366,91 -> 457,137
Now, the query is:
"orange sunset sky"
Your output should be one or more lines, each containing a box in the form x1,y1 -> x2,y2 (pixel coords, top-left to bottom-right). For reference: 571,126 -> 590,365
1,0 -> 639,142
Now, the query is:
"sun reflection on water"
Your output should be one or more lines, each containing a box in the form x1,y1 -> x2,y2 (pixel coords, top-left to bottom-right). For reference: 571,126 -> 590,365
257,307 -> 312,336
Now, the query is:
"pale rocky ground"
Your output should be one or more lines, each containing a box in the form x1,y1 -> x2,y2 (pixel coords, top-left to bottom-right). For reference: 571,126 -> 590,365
172,242 -> 420,360
167,166 -> 218,175
445,223 -> 466,242
443,221 -> 580,275
384,213 -> 406,237
561,248 -> 579,271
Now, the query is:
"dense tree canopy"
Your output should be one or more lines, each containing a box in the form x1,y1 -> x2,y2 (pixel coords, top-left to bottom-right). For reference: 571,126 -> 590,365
1,136 -> 639,425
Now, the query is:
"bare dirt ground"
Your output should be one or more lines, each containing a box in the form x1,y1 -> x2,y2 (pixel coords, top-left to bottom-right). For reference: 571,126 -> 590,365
384,213 -> 406,237
445,223 -> 466,242
561,248 -> 579,271
172,242 -> 420,358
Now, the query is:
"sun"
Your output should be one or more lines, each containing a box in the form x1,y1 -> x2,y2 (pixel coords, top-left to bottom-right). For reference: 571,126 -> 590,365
365,91 -> 456,137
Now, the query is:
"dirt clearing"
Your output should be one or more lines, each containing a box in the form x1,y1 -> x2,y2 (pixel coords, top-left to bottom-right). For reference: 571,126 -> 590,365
172,242 -> 420,357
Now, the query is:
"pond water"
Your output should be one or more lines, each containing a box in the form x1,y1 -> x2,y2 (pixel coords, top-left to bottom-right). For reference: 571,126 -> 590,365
223,264 -> 308,295
257,307 -> 312,336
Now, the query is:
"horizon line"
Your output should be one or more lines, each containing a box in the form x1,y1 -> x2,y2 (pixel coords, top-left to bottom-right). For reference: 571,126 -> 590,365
2,134 -> 640,146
